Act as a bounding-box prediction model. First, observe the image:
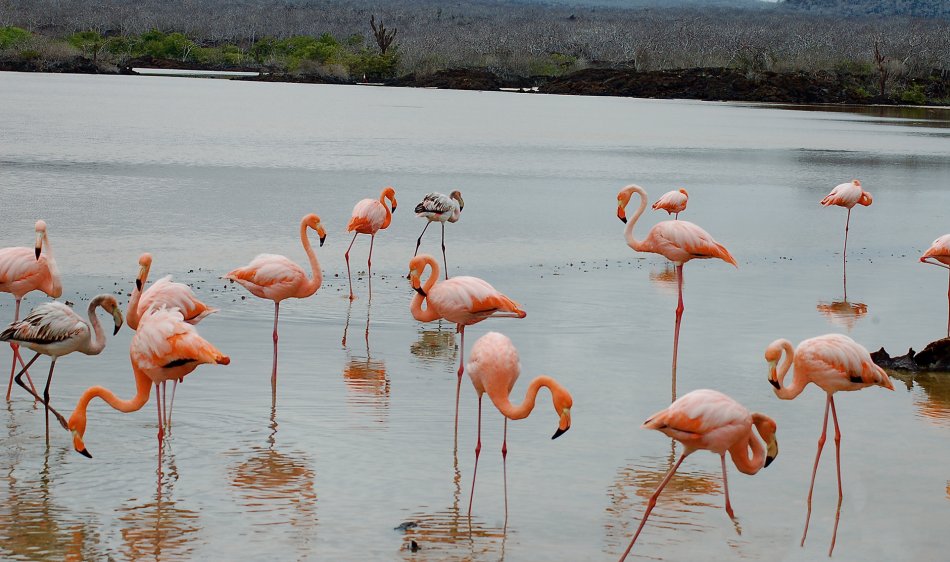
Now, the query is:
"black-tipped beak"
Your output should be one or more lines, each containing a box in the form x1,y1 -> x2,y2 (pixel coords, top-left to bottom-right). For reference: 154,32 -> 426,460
617,213 -> 627,224
392,203 -> 397,212
319,235 -> 326,247
78,448 -> 92,458
552,426 -> 569,439
768,379 -> 780,390
113,324 -> 121,336
135,278 -> 142,291
764,455 -> 775,468
414,287 -> 427,297
35,246 -> 41,260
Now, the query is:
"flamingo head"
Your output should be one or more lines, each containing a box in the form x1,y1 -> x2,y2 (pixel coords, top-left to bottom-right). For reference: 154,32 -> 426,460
136,253 -> 153,290
450,190 -> 464,211
551,387 -> 574,440
752,413 -> 779,467
68,412 -> 92,458
679,188 -> 689,196
304,214 -> 327,246
616,191 -> 632,223
34,220 -> 47,260
408,255 -> 428,296
99,295 -> 124,335
859,191 -> 873,206
381,186 -> 397,212
764,340 -> 786,389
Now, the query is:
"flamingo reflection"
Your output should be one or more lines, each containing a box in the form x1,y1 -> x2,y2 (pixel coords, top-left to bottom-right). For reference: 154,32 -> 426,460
888,369 -> 950,428
816,299 -> 868,331
342,301 -> 389,425
409,324 -> 458,369
649,264 -> 679,295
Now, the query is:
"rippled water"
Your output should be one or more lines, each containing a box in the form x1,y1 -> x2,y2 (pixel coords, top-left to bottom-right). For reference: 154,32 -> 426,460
1,72 -> 949,560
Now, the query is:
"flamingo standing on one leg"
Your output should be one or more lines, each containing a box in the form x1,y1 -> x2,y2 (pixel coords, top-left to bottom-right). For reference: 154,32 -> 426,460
465,332 -> 572,524
413,190 -> 464,279
820,179 -> 872,299
618,389 -> 778,561
128,252 -> 218,431
225,214 -> 325,384
652,189 -> 689,219
408,254 -> 525,437
67,306 -> 229,459
345,186 -> 396,300
920,234 -> 950,338
0,295 -> 123,440
0,220 -> 62,401
765,333 -> 893,556
617,184 -> 737,401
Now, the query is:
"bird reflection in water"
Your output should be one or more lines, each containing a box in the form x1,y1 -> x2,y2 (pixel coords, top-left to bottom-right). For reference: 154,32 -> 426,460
604,443 -> 721,553
649,264 -> 680,295
816,299 -> 868,331
0,444 -> 104,561
398,451 -> 506,561
228,398 -> 317,551
888,369 -> 950,428
409,322 -> 458,369
342,301 -> 389,425
117,450 -> 202,561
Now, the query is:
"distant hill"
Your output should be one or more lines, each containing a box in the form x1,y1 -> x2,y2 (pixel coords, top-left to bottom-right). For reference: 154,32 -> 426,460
781,0 -> 950,18
511,0 -> 765,7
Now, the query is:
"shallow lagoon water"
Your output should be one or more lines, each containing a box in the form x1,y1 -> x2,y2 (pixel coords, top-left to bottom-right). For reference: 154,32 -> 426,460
1,72 -> 949,560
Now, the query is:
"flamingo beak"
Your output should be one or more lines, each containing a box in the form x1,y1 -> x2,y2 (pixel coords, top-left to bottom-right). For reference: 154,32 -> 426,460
319,234 -> 326,247
34,231 -> 42,260
617,204 -> 627,224
767,360 -> 779,389
414,287 -> 427,297
78,448 -> 93,458
552,408 -> 571,439
112,309 -> 124,335
765,435 -> 779,467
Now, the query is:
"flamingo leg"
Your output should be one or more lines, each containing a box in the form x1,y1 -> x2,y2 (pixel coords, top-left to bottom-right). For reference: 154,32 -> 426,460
467,393 -> 482,517
345,232 -> 358,300
502,417 -> 509,530
721,453 -> 736,521
413,221 -> 431,257
829,396 -> 843,557
441,222 -> 448,280
367,234 -> 375,297
13,353 -> 67,429
161,381 -> 168,433
156,383 -> 164,472
843,208 -> 850,300
167,379 -> 178,433
271,301 -> 280,384
6,298 -> 39,402
802,395 -> 831,547
42,358 -> 57,441
946,269 -> 949,338
671,263 -> 684,402
455,324 -> 465,440
619,451 -> 689,561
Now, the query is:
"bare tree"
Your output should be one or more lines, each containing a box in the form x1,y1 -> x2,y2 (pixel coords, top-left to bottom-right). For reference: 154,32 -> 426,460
873,37 -> 889,96
370,14 -> 396,55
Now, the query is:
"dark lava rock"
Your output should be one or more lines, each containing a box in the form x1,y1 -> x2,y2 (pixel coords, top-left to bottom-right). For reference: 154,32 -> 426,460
126,54 -> 256,73
0,56 -> 114,74
388,68 -> 505,91
872,338 -> 950,371
235,72 -> 350,85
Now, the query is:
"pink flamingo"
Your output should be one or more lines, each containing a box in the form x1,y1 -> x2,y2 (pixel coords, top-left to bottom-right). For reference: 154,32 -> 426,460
617,184 -> 737,399
408,254 -> 525,436
920,234 -> 950,338
765,333 -> 893,556
0,220 -> 62,401
618,389 -> 778,560
651,188 -> 689,219
820,179 -> 872,298
128,252 -> 218,430
225,214 -> 325,383
1,295 -> 123,439
67,306 -> 229,458
413,190 -> 464,279
345,186 -> 397,300
465,332 -> 572,523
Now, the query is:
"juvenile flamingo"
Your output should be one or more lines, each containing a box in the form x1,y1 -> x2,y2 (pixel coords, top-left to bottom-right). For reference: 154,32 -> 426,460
225,214 -> 326,383
651,188 -> 689,219
617,184 -> 737,400
618,389 -> 778,560
408,254 -> 525,436
0,220 -> 62,400
128,252 -> 218,430
413,190 -> 464,279
67,306 -> 229,458
465,332 -> 572,523
765,333 -> 893,556
345,186 -> 397,300
820,179 -> 872,298
920,234 -> 950,337
0,295 -> 123,438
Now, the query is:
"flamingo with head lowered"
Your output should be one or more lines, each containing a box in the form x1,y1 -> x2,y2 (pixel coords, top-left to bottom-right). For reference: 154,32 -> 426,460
920,234 -> 950,338
617,184 -> 736,400
225,214 -> 326,383
413,190 -> 464,279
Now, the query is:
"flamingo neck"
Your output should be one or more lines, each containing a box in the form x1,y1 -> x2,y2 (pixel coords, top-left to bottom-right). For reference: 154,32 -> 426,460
71,365 -> 152,434
728,413 -> 772,474
622,185 -> 649,253
772,340 -> 807,400
379,191 -> 393,229
126,263 -> 149,330
410,257 -> 441,322
298,220 -> 322,298
41,234 -> 63,298
84,296 -> 110,355
490,375 -> 561,421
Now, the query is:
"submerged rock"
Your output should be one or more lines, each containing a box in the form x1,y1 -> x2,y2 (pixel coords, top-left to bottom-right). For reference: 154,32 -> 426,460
871,338 -> 950,371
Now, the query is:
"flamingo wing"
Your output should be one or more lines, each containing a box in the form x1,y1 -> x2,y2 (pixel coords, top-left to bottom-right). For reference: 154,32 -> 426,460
132,307 -> 229,377
652,190 -> 688,214
921,234 -> 950,264
651,221 -> 737,265
0,301 -> 86,345
415,192 -> 457,219
820,181 -> 861,207
0,247 -> 47,285
141,276 -> 217,323
430,277 -> 525,323
644,389 -> 750,452
798,334 -> 893,390
348,199 -> 386,233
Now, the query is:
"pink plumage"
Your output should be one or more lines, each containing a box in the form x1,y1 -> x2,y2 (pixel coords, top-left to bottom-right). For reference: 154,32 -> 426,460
345,186 -> 397,300
920,234 -> 950,337
820,179 -> 872,209
651,189 -> 689,218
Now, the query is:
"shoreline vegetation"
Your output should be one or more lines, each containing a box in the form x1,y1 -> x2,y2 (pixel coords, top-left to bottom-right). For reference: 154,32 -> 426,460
2,0 -> 949,106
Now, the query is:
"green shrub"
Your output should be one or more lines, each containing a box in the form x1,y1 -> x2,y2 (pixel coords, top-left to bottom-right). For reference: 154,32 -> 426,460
0,26 -> 31,50
898,83 -> 927,105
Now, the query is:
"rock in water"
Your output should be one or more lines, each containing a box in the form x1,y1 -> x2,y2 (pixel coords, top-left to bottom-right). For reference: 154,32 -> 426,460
872,338 -> 950,372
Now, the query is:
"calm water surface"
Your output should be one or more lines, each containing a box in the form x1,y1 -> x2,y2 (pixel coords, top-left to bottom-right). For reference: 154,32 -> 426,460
1,72 -> 949,560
